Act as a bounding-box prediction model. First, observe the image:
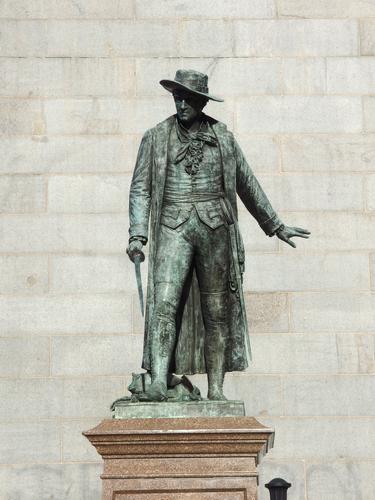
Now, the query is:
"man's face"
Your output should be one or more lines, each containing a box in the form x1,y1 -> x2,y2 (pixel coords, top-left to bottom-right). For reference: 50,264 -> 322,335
173,89 -> 208,126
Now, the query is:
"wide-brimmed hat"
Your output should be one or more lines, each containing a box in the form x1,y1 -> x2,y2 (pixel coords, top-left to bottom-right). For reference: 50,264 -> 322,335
160,69 -> 224,102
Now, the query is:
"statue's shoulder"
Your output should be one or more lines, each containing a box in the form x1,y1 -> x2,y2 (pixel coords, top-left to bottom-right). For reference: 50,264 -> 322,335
149,115 -> 175,135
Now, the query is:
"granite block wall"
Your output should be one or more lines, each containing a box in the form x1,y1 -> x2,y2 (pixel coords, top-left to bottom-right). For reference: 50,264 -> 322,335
1,1 -> 375,498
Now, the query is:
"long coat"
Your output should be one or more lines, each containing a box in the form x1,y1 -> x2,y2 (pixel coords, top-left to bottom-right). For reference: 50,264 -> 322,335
129,113 -> 282,375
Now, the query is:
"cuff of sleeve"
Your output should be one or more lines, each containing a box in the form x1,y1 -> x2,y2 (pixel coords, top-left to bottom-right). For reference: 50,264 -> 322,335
259,215 -> 283,236
129,224 -> 148,240
129,235 -> 148,245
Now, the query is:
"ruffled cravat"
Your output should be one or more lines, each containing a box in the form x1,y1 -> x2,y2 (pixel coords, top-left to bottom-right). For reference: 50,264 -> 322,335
175,117 -> 218,175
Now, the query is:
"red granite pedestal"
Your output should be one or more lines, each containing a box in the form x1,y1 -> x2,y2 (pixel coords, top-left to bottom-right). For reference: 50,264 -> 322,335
84,416 -> 274,500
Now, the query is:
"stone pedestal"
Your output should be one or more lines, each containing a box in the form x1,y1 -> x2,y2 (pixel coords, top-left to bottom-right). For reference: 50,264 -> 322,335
84,416 -> 274,500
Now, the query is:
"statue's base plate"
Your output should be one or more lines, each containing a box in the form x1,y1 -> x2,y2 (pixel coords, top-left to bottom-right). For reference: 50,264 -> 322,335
112,399 -> 245,419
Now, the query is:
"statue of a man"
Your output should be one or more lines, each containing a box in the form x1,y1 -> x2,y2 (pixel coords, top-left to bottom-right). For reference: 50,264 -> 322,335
126,69 -> 309,402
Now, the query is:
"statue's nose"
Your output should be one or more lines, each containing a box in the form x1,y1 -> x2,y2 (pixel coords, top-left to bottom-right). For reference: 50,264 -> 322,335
180,99 -> 186,109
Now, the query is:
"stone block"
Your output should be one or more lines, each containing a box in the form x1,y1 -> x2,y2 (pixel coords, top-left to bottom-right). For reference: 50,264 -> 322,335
136,57 -> 183,96
360,20 -> 375,55
51,334 -> 143,376
225,374 -> 283,417
0,421 -> 60,464
234,20 -> 358,57
366,175 -> 375,211
45,20 -> 179,57
278,0 -> 375,18
364,97 -> 375,132
0,21 -> 48,57
61,377 -> 129,418
259,173 -> 363,211
0,0 -> 134,18
0,464 -> 102,500
290,291 -> 375,333
236,135 -> 280,173
179,20 -> 233,57
0,255 -> 48,294
260,416 -> 375,459
0,337 -> 50,377
247,333 -> 342,374
236,96 -> 362,133
0,135 -> 138,174
306,461 -> 375,500
258,460 -> 305,500
335,334 -> 375,374
0,175 -> 46,213
371,254 -> 375,289
0,57 -> 135,97
0,379 -> 64,419
278,212 -> 375,252
0,295 -> 132,335
44,97 -> 176,135
135,0 -> 276,19
63,419 -> 103,462
327,57 -> 375,94
0,98 -> 44,135
244,253 -> 369,292
48,174 -> 131,213
283,375 -> 375,416
0,214 -> 128,252
281,134 -> 375,172
282,57 -> 326,94
51,255 -> 144,294
245,292 -> 289,333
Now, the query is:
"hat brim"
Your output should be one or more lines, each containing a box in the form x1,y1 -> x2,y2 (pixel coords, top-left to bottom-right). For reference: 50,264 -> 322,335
160,79 -> 224,103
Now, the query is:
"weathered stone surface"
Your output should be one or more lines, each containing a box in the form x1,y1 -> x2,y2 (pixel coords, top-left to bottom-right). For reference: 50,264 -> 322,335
366,175 -> 375,211
48,174 -> 131,213
0,421 -> 60,464
0,255 -> 48,293
364,97 -> 375,131
234,20 -> 358,56
245,293 -> 289,333
0,57 -> 135,97
180,20 -> 233,57
0,98 -> 44,135
0,214 -> 128,252
327,57 -> 375,94
0,463 -> 102,500
0,175 -> 46,213
0,0 -> 134,18
236,96 -> 362,133
283,375 -> 375,416
261,416 -> 375,459
281,134 -> 375,172
290,291 -> 375,333
0,337 -> 50,377
0,135 -> 138,174
113,400 -> 245,419
282,57 -> 326,94
244,253 -> 369,292
278,0 -> 375,18
51,335 -> 143,375
136,0 -> 276,19
306,461 -> 375,500
0,295 -> 132,335
360,20 -> 375,55
259,173 -> 364,211
51,255 -> 145,294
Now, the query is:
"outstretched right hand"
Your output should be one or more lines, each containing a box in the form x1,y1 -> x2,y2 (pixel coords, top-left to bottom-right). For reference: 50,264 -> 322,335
126,240 -> 145,263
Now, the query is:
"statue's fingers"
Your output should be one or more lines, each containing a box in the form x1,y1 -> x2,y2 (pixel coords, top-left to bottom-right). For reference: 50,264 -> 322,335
292,232 -> 309,239
292,227 -> 310,234
286,238 -> 296,248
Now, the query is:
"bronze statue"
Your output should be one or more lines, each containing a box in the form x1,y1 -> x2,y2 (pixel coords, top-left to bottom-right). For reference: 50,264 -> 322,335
126,69 -> 310,402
